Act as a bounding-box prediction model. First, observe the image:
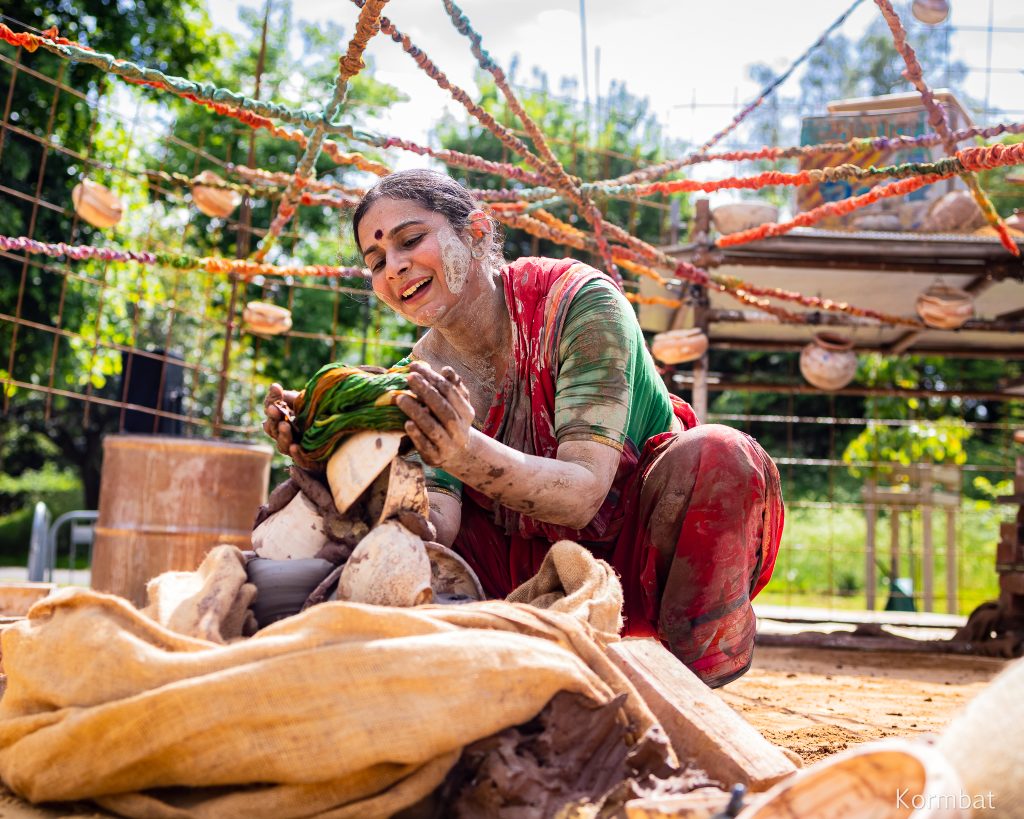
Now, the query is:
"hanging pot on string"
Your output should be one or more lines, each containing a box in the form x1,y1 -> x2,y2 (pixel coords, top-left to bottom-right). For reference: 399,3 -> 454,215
650,328 -> 709,365
915,283 -> 974,330
72,179 -> 124,229
912,0 -> 950,25
191,171 -> 242,218
243,301 -> 292,336
799,332 -> 857,391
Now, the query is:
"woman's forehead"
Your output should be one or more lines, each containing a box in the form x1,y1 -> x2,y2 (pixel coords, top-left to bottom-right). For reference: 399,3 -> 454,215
358,198 -> 445,246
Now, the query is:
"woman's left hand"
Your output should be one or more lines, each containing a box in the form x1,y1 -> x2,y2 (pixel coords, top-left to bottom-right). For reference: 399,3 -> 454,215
396,361 -> 474,467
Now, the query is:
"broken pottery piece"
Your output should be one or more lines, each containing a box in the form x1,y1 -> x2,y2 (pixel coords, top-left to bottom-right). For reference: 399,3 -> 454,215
326,430 -> 404,515
246,556 -> 336,628
375,456 -> 430,525
251,492 -> 328,560
336,520 -> 432,607
425,542 -> 485,604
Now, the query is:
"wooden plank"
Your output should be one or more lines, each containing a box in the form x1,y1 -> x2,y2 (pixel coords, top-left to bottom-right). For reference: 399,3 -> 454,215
606,639 -> 798,792
946,508 -> 958,616
922,504 -> 934,612
865,480 -> 877,611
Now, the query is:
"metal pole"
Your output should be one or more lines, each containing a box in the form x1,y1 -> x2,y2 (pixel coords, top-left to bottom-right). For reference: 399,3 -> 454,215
579,0 -> 591,136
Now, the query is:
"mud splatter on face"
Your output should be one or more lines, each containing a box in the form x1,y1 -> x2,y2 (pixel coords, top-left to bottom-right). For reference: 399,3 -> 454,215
438,224 -> 472,295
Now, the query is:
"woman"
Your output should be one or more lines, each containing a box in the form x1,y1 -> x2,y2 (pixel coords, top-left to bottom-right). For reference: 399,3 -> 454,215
265,169 -> 783,688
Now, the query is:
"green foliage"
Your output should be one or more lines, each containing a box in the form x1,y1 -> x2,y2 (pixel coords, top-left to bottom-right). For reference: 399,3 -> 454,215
0,464 -> 84,562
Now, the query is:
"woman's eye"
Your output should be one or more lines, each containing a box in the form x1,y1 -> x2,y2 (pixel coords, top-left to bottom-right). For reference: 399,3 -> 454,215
402,233 -> 424,249
368,258 -> 384,273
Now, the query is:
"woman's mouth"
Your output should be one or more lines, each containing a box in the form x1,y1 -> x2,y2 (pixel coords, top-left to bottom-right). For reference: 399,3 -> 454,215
400,276 -> 433,302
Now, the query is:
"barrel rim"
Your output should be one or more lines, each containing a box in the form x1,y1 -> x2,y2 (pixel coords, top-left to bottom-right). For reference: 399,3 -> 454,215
101,434 -> 273,457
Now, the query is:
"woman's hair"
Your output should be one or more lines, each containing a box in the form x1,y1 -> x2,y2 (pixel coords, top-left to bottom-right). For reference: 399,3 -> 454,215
352,169 -> 504,267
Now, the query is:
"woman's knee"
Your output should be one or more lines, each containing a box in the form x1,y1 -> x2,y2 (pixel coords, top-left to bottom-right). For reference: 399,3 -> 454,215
659,424 -> 768,489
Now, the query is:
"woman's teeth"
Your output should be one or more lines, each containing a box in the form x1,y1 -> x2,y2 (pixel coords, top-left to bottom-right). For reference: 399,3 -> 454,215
401,278 -> 431,299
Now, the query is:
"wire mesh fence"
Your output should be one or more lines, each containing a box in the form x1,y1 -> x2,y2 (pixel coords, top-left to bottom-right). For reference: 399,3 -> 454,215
0,34 -> 1017,617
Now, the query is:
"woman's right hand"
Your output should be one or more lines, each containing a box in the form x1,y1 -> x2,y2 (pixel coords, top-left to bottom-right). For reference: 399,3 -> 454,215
262,383 -> 322,471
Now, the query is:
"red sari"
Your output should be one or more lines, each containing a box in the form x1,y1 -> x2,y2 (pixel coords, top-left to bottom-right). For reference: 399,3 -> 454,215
452,257 -> 784,686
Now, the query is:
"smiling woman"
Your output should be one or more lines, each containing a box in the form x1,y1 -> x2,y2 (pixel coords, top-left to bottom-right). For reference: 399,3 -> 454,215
265,169 -> 785,688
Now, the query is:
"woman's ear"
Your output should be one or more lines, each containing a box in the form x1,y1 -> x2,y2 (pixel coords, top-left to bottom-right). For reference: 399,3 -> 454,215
467,209 -> 492,241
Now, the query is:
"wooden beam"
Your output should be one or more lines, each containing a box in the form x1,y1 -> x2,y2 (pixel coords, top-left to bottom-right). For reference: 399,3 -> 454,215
606,639 -> 798,792
671,375 -> 1024,401
702,339 -> 1024,360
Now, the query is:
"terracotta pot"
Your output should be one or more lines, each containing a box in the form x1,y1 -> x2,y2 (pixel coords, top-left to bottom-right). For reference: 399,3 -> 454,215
336,521 -> 432,607
921,191 -> 985,233
246,557 -> 336,628
72,179 -> 124,229
711,202 -> 779,235
191,171 -> 242,218
650,328 -> 709,365
799,332 -> 857,391
915,283 -> 974,330
912,0 -> 950,25
425,542 -> 485,604
243,301 -> 293,336
1004,211 -> 1024,231
737,739 -> 967,819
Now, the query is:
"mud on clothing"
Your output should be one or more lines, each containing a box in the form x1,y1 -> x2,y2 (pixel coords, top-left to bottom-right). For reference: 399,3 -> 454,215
400,256 -> 784,687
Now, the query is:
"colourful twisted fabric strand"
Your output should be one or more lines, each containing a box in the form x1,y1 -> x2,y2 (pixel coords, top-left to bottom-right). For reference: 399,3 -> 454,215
716,174 -> 950,248
697,0 -> 865,155
874,0 -> 1018,256
0,235 -> 368,279
441,0 -> 620,282
257,0 -> 389,261
292,364 -> 411,461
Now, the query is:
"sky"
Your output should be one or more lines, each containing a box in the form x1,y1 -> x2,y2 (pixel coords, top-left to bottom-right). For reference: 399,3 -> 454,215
204,0 -> 1024,182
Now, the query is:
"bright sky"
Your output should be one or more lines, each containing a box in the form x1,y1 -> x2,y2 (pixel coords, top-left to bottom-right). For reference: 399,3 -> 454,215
206,1 -> 1024,164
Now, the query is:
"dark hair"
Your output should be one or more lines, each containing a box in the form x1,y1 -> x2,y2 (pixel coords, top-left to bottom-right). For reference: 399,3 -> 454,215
352,169 -> 503,264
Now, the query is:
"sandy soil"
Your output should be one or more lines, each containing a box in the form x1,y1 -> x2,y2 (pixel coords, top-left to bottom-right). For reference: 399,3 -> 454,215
716,645 -> 1010,764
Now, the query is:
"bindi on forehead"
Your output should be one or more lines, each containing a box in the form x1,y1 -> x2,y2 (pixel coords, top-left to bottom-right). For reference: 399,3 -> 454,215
374,229 -> 383,240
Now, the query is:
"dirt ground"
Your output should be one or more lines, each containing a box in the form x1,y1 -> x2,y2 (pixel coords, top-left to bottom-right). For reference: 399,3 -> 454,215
716,644 -> 1010,765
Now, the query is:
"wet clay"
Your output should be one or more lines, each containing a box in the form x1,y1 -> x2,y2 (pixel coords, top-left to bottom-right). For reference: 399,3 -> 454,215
437,224 -> 471,295
435,691 -> 719,818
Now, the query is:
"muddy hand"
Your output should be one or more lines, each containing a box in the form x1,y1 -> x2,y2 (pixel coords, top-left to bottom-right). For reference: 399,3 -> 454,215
262,383 -> 321,471
396,361 -> 474,467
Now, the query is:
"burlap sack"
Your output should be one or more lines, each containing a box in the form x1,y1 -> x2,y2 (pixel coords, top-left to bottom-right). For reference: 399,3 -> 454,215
0,543 -> 666,818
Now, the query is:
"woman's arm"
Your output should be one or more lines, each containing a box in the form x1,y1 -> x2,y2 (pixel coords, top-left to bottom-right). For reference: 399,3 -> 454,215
397,362 -> 619,530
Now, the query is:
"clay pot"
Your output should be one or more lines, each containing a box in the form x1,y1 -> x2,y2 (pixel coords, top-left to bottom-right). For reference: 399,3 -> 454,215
1006,211 -> 1024,232
191,171 -> 242,218
650,328 -> 709,365
915,283 -> 974,330
425,542 -> 485,604
336,521 -> 433,607
72,179 -> 124,229
246,556 -> 336,628
243,301 -> 293,336
912,0 -> 950,25
799,332 -> 857,391
737,739 -> 967,819
921,191 -> 985,233
712,202 -> 779,235
852,213 -> 903,232
251,491 -> 327,560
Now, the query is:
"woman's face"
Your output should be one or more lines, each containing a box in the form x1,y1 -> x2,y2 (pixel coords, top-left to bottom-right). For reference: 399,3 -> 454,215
358,198 -> 475,327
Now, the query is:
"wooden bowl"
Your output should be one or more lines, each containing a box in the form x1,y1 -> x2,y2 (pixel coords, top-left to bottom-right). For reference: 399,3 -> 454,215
191,170 -> 242,218
72,179 -> 124,229
738,739 -> 968,819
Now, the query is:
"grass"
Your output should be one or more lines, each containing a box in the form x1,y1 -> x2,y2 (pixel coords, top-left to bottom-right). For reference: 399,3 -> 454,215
759,503 -> 1006,616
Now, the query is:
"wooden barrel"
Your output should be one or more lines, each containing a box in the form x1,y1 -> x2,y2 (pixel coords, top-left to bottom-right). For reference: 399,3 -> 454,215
92,435 -> 272,607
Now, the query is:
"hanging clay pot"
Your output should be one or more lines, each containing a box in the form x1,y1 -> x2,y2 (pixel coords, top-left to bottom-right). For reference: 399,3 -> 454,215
736,739 -> 966,819
915,283 -> 974,330
799,332 -> 857,391
650,328 -> 709,365
191,170 -> 242,218
243,301 -> 293,336
72,179 -> 124,229
912,0 -> 950,25
1006,211 -> 1024,232
711,202 -> 779,235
